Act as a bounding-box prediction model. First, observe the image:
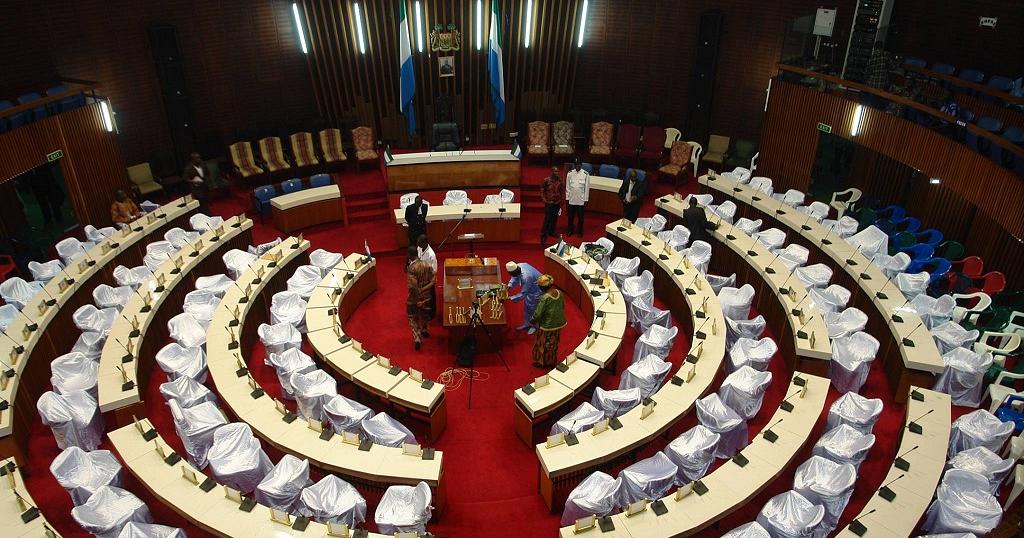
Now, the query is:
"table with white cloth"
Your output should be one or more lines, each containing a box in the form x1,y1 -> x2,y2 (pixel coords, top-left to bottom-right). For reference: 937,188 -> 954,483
699,173 -> 944,403
392,203 -> 521,247
536,220 -> 726,511
0,456 -> 63,537
0,197 -> 197,466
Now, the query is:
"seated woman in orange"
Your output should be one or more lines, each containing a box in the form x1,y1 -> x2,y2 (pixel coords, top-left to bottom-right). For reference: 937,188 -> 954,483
110,190 -> 143,227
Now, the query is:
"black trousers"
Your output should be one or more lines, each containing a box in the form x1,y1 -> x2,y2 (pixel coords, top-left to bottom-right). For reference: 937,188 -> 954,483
541,203 -> 559,238
623,201 -> 642,222
408,226 -> 425,245
567,204 -> 584,234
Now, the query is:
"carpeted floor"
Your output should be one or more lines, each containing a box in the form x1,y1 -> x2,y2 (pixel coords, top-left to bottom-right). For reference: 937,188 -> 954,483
20,156 -> 988,537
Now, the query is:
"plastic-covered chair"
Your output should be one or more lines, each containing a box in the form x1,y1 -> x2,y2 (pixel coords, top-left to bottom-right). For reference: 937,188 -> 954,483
947,446 -> 1014,495
895,271 -> 930,299
619,355 -> 672,399
443,189 -> 470,205
591,387 -> 642,419
687,194 -> 714,206
828,332 -> 880,394
113,265 -> 152,289
921,469 -> 1002,535
72,331 -> 105,361
756,490 -> 825,538
753,228 -> 786,252
167,313 -> 206,348
794,263 -> 832,289
657,225 -> 690,251
799,201 -> 830,222
932,320 -> 980,355
375,482 -> 432,535
286,265 -> 322,299
182,289 -> 219,329
359,411 -> 418,449
710,200 -> 738,223
728,337 -> 777,372
719,284 -> 755,321
618,452 -> 679,505
142,240 -> 176,272
792,456 -> 856,536
622,270 -> 654,313
719,366 -> 773,420
0,276 -> 43,309
290,369 -> 338,422
271,290 -> 308,332
633,325 -> 678,363
0,304 -> 16,332
188,213 -> 224,233
483,188 -> 515,205
71,486 -> 153,538
635,214 -> 667,233
310,248 -> 344,276
551,402 -> 605,436
934,347 -> 993,407
258,322 -> 302,355
155,343 -> 207,383
93,284 -> 133,310
949,409 -> 1015,458
159,375 -> 217,409
723,522 -> 771,538
812,424 -> 876,471
560,471 -> 625,526
56,237 -> 96,265
749,176 -> 773,195
37,390 -> 103,451
707,273 -> 737,295
248,238 -> 282,257
848,226 -> 889,259
726,315 -> 767,349
735,217 -> 763,235
266,348 -> 317,400
73,304 -> 118,334
207,423 -> 274,494
808,285 -> 850,314
580,237 -> 615,269
607,256 -> 640,289
628,299 -> 672,335
255,454 -> 312,511
168,399 -> 225,470
682,240 -> 713,274
664,425 -> 720,484
912,294 -> 955,329
696,393 -> 748,459
51,351 -> 99,396
50,446 -> 124,506
826,392 -> 883,435
84,225 -> 116,243
823,307 -> 868,339
298,475 -> 367,527
773,189 -> 805,207
821,215 -> 859,238
324,394 -> 375,434
163,227 -> 199,250
28,259 -> 64,282
222,249 -> 257,280
116,522 -> 187,538
777,244 -> 810,270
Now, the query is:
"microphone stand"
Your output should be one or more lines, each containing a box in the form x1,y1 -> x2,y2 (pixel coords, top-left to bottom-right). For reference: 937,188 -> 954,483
436,208 -> 470,252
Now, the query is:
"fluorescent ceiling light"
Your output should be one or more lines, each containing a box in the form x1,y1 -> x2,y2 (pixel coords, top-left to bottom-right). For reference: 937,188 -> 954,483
577,0 -> 589,47
292,3 -> 308,54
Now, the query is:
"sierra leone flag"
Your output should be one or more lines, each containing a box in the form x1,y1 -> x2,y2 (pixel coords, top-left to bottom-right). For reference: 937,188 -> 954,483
399,0 -> 416,134
488,0 -> 506,126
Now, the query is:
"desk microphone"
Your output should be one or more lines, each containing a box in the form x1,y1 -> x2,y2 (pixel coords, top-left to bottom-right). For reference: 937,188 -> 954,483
796,316 -> 812,340
60,268 -> 76,287
778,268 -> 796,296
821,225 -> 834,246
876,271 -> 896,300
790,293 -> 811,317
671,251 -> 688,275
846,508 -> 877,535
2,331 -> 25,354
878,474 -> 905,501
902,322 -> 924,347
565,420 -> 579,445
799,211 -> 814,231
764,250 -> 783,275
232,281 -> 250,304
856,254 -> 878,282
906,409 -> 933,434
16,310 -> 37,332
685,272 -> 700,295
0,358 -> 14,378
774,198 -> 787,216
844,245 -> 863,267
779,388 -> 803,412
114,338 -> 134,363
891,297 -> 913,323
894,445 -> 919,471
120,312 -> 140,337
694,317 -> 711,340
38,285 -> 57,307
80,248 -> 97,267
761,418 -> 784,442
132,286 -> 152,312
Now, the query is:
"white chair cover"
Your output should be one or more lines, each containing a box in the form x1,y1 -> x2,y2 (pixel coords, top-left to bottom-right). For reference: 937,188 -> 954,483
664,425 -> 720,484
628,299 -> 672,335
710,200 -> 738,223
194,274 -> 234,297
324,394 -> 375,434
37,390 -> 103,450
728,337 -> 777,372
726,315 -> 767,349
265,348 -> 317,400
707,273 -> 737,295
71,486 -> 152,538
874,252 -> 911,280
159,375 -> 217,409
581,237 -> 615,269
255,454 -> 312,511
28,259 -> 64,282
287,265 -> 322,299
258,322 -> 302,355
848,226 -> 889,259
298,475 -> 368,527
375,482 -> 432,535
0,303 -> 16,332
290,369 -> 338,422
749,176 -> 773,194
723,522 -> 772,538
591,387 -> 642,419
635,214 -> 667,233
824,307 -> 868,339
113,265 -> 152,289
828,332 -> 880,393
934,347 -> 993,407
682,240 -> 712,274
72,331 -> 105,361
755,490 -> 825,538
826,392 -> 883,434
719,284 -> 755,321
50,446 -> 124,506
84,225 -> 116,242
687,194 -> 714,206
222,249 -> 258,280
207,423 -> 274,494
164,227 -> 199,249
142,240 -> 176,272
0,276 -> 43,309
777,244 -> 810,270
309,249 -> 344,276
361,412 -> 416,447
560,471 -> 625,526
896,271 -> 930,299
696,393 -> 748,459
821,216 -> 858,239
117,523 -> 187,538
618,452 -> 679,505
51,351 -> 99,396
73,304 -> 118,334
155,343 -> 207,383
753,228 -> 786,251
922,469 -> 1002,535
270,290 -> 308,332
795,264 -> 833,289
622,270 -> 654,314
248,238 -> 283,257
551,402 -> 606,436
56,237 -> 96,265
443,189 -> 470,205
607,256 -> 640,289
812,424 -> 876,471
633,325 -> 678,363
619,355 -> 672,399
189,213 -> 225,232
932,320 -> 981,355
799,201 -> 831,222
719,365 -> 773,420
912,294 -> 956,329
792,456 -> 856,537
182,289 -> 219,328
947,447 -> 1014,495
657,225 -> 691,251
399,193 -> 419,209
139,200 -> 159,212
735,217 -> 763,235
773,189 -> 805,207
167,313 -> 206,348
808,284 -> 851,314
93,284 -> 133,310
948,409 -> 1015,458
169,399 -> 226,469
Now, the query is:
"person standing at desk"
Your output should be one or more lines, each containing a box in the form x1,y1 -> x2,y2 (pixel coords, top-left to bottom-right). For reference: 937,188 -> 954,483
405,196 -> 428,245
531,274 -> 566,367
182,152 -> 210,214
506,261 -> 541,334
565,159 -> 591,237
539,166 -> 563,245
618,169 -> 647,222
417,234 -> 438,319
683,197 -> 717,244
406,246 -> 435,350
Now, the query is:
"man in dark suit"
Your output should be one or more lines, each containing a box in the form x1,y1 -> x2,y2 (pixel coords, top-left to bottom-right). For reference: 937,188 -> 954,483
618,169 -> 648,222
404,195 -> 428,245
683,197 -> 717,244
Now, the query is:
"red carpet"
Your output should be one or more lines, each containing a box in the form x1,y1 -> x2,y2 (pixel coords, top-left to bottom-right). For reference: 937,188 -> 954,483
19,157 -> 975,537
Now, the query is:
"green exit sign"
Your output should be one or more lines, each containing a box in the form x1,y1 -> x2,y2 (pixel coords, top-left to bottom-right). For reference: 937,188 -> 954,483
816,122 -> 832,134
47,149 -> 64,162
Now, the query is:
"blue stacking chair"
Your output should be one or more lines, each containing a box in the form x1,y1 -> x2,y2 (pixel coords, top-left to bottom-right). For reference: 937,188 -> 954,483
967,117 -> 1003,154
45,84 -> 86,113
16,93 -> 47,123
904,57 -> 927,69
281,178 -> 303,193
0,100 -> 13,132
624,168 -> 646,181
309,173 -> 332,188
982,76 -> 1014,102
952,68 -> 985,95
905,244 -> 936,273
581,163 -> 594,175
920,257 -> 952,286
598,164 -> 620,178
913,228 -> 943,248
252,185 -> 279,223
991,126 -> 1023,168
931,63 -> 956,76
890,215 -> 921,236
876,205 -> 906,223
874,218 -> 896,236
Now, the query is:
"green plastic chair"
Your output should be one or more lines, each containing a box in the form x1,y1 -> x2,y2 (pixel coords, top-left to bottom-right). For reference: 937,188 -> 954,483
204,158 -> 229,196
935,240 -> 966,261
890,231 -> 916,254
855,207 -> 878,231
725,139 -> 757,168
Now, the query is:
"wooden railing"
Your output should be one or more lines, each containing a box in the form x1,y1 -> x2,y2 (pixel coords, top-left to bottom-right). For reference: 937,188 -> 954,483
0,80 -> 97,120
902,64 -> 1024,106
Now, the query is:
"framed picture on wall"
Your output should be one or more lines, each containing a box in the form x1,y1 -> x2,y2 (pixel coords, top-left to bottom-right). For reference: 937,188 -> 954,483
439,56 -> 455,78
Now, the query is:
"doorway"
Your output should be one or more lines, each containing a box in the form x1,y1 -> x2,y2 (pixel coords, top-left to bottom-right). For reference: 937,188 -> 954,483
0,160 -> 78,260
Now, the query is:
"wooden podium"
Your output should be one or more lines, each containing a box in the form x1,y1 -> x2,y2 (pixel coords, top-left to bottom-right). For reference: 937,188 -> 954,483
442,257 -> 507,353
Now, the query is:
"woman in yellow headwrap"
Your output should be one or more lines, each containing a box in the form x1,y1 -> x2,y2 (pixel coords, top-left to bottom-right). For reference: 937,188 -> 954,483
530,274 -> 566,367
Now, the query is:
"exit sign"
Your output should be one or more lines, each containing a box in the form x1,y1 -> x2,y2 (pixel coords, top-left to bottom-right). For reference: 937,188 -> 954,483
816,123 -> 832,134
47,149 -> 64,162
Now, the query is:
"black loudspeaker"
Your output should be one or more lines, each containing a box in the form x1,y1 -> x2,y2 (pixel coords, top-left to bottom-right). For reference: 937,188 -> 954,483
687,11 -> 723,147
148,24 -> 196,165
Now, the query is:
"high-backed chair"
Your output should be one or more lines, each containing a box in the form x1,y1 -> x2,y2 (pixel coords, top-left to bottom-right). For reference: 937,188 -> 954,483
258,136 -> 291,173
124,163 -> 164,197
229,141 -> 265,180
551,121 -> 574,157
526,121 -> 551,162
638,127 -> 666,165
351,126 -> 379,169
588,121 -> 613,159
658,141 -> 694,186
614,124 -> 642,164
726,139 -> 757,169
289,132 -> 320,169
703,135 -> 730,169
318,128 -> 348,164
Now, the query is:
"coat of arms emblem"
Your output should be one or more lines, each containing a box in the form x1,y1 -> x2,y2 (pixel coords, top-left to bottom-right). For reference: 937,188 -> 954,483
429,23 -> 462,52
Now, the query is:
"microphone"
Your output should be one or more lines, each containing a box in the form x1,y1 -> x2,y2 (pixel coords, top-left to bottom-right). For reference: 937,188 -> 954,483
232,281 -> 250,304
80,249 -> 97,267
891,297 -> 913,323
821,224 -> 834,246
774,198 -> 787,215
876,271 -> 896,300
878,474 -> 905,501
764,250 -> 783,274
778,268 -> 796,296
906,409 -> 933,434
685,272 -> 700,295
790,293 -> 811,317
38,285 -> 57,307
120,312 -> 140,338
114,338 -> 134,363
694,317 -> 711,340
671,251 -> 688,276
565,420 -> 579,445
779,388 -> 803,412
902,322 -> 924,347
132,286 -> 152,313
894,445 -> 919,471
856,254 -> 877,282
17,310 -> 37,332
796,316 -> 812,340
799,211 -> 814,231
845,245 -> 863,267
2,331 -> 25,354
846,508 -> 877,535
761,418 -> 784,442
60,268 -> 76,287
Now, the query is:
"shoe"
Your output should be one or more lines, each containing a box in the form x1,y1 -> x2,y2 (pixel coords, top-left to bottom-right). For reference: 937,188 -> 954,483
421,331 -> 430,338
528,327 -> 537,335
414,341 -> 421,351
516,323 -> 530,331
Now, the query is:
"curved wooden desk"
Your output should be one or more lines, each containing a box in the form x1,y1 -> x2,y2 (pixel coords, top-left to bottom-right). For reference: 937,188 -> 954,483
589,175 -> 625,215
699,173 -> 943,403
0,197 -> 197,465
558,373 -> 830,537
109,420 -> 389,538
655,195 -> 833,375
205,239 -> 445,506
392,203 -> 522,247
97,216 -> 254,421
305,253 -> 448,442
511,247 -> 627,445
385,149 -> 521,192
535,219 -> 727,511
270,184 -> 346,233
0,456 -> 63,537
835,387 -> 951,537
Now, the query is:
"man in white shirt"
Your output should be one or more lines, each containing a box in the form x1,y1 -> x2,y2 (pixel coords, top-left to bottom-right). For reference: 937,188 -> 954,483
565,159 -> 590,236
416,234 -> 438,319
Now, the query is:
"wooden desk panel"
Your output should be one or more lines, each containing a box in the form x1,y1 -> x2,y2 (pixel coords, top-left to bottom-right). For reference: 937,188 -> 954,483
386,161 -> 521,192
393,203 -> 521,247
273,197 -> 345,233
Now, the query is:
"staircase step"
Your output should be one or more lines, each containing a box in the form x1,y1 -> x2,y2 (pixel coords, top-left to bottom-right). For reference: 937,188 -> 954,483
346,197 -> 388,209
